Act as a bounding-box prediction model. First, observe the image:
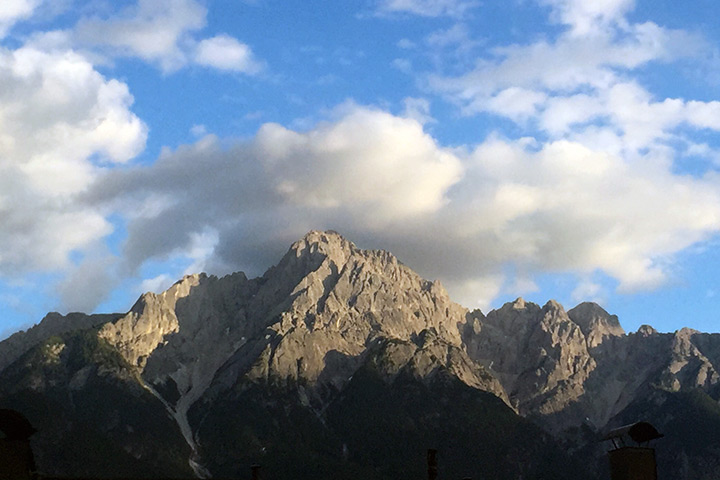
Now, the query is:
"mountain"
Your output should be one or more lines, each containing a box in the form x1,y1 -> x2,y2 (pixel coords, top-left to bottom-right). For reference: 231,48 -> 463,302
1,230 -> 719,479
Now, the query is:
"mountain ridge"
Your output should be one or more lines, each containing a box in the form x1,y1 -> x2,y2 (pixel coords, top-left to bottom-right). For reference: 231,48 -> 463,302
2,230 -> 720,479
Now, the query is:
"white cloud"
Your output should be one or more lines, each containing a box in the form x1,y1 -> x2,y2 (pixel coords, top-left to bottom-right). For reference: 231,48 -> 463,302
445,274 -> 504,312
427,9 -> 717,179
4,0 -> 717,317
194,34 -> 262,73
431,22 -> 688,112
486,87 -> 548,122
426,23 -> 474,48
377,0 -> 478,17
539,93 -> 606,135
392,58 -> 412,73
540,0 -> 635,36
73,0 -> 206,71
190,124 -> 207,137
252,107 -> 462,222
88,105 -> 462,272
397,38 -> 416,49
0,0 -> 40,38
82,103 -> 720,310
462,137 -> 720,291
0,44 -> 146,290
70,0 -> 261,74
181,228 -> 220,275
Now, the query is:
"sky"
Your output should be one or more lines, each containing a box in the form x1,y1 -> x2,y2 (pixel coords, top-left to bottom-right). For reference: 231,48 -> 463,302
1,0 -> 720,339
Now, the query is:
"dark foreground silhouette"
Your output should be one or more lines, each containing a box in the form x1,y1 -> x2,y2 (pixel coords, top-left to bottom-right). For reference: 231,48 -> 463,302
2,406 -> 663,480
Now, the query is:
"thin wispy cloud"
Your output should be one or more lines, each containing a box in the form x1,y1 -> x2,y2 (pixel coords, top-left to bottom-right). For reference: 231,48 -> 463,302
376,0 -> 479,18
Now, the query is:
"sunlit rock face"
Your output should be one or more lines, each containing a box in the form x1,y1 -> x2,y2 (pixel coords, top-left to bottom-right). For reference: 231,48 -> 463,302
463,298 -> 598,429
462,295 -> 720,435
51,230 -> 511,478
3,230 -> 720,479
97,230 -> 478,408
568,302 -> 625,349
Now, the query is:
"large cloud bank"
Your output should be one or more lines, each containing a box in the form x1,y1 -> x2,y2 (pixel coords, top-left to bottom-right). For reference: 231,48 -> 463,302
1,0 -> 720,315
86,102 -> 720,309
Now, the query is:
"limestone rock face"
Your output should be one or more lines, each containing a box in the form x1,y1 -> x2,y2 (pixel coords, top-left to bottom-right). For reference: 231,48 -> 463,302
365,329 -> 508,402
182,231 -> 480,417
98,271 -> 260,399
568,302 -> 625,349
76,230 -> 492,474
4,230 -> 720,479
96,231 -> 471,397
463,298 -> 595,425
659,328 -> 720,391
244,230 -> 466,383
463,296 -> 720,433
462,298 -> 627,430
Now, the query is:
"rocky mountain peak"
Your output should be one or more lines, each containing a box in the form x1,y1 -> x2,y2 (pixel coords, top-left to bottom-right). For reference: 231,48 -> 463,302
567,302 -> 625,349
464,296 -> 598,424
637,324 -> 658,336
297,229 -> 354,250
495,297 -> 542,317
542,299 -> 564,312
5,231 -> 720,480
288,230 -> 357,263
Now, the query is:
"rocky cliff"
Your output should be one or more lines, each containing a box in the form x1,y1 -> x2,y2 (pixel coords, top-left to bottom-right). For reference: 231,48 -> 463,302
2,230 -> 720,479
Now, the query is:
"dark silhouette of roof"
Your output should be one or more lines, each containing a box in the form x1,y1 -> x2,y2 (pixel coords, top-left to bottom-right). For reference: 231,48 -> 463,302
0,409 -> 37,440
603,421 -> 663,446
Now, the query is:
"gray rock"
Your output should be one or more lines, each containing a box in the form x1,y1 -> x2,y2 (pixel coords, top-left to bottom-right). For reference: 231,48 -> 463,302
4,229 -> 720,475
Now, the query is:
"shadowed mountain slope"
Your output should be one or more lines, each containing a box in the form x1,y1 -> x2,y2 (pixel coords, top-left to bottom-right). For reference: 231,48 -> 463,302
1,231 -> 719,478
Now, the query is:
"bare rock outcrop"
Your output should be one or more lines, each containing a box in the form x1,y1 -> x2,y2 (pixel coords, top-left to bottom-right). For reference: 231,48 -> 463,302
190,231 -> 483,414
463,298 -> 595,425
5,228 -> 720,475
568,302 -> 625,349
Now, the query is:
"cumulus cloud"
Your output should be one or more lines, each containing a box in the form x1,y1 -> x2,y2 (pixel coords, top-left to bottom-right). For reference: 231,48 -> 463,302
461,137 -> 720,291
0,0 -> 40,38
4,0 -> 719,317
427,4 -> 718,170
430,22 -> 692,111
74,0 -> 205,71
0,44 -> 146,308
88,105 -> 463,272
571,278 -> 605,304
194,34 -> 262,73
55,252 -> 118,313
402,97 -> 434,125
72,0 -> 260,73
84,104 -> 720,309
540,0 -> 635,36
426,23 -> 474,48
139,274 -> 175,295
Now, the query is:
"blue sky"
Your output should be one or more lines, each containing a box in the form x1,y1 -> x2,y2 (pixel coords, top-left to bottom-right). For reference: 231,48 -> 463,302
2,0 -> 720,338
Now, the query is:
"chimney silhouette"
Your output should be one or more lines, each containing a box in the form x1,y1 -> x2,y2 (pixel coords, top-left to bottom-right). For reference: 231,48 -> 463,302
427,449 -> 438,480
603,421 -> 663,480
